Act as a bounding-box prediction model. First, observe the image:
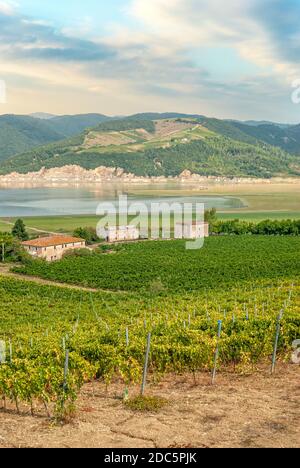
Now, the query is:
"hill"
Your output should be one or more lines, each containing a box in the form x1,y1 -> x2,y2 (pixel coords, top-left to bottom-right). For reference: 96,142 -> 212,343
198,117 -> 300,154
230,121 -> 300,154
1,116 -> 299,178
0,114 -> 66,162
30,113 -> 57,120
47,113 -> 111,137
0,113 -> 112,162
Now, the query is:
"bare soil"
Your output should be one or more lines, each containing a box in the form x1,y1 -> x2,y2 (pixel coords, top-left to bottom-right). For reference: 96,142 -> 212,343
0,363 -> 299,448
153,120 -> 196,138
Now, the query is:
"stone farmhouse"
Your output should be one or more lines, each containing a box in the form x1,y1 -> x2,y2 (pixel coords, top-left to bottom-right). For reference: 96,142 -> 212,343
22,235 -> 86,262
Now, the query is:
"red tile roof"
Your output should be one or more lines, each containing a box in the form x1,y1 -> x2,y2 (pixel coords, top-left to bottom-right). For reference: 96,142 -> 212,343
22,236 -> 85,248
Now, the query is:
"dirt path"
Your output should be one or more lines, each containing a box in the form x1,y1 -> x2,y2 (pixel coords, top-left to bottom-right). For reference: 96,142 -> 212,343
0,265 -> 128,294
1,219 -> 59,236
0,265 -> 99,293
0,363 -> 299,448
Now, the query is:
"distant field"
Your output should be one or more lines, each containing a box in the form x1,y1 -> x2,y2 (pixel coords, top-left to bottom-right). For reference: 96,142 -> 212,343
130,182 -> 300,212
2,209 -> 300,235
0,219 -> 10,232
218,211 -> 300,221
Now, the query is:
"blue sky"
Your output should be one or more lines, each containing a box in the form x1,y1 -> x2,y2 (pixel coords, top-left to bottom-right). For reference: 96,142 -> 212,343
16,0 -> 130,33
0,0 -> 300,122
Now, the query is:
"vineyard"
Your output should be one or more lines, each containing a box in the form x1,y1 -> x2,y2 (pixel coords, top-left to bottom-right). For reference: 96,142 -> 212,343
14,236 -> 300,292
0,251 -> 299,419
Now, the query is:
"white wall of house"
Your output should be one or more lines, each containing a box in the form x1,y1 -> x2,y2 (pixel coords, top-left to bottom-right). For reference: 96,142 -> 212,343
175,222 -> 209,239
104,226 -> 140,243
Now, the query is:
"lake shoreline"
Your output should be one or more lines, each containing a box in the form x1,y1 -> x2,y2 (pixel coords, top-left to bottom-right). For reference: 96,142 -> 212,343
1,164 -> 300,189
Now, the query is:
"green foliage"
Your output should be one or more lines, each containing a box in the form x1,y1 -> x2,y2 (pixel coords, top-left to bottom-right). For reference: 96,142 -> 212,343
14,237 -> 300,293
231,122 -> 300,155
1,118 -> 297,178
93,117 -> 156,134
0,273 -> 298,417
0,115 -> 65,162
212,218 -> 300,236
47,114 -> 110,137
12,219 -> 29,241
0,114 -> 111,162
0,232 -> 22,262
63,248 -> 94,259
73,227 -> 100,245
205,208 -> 217,225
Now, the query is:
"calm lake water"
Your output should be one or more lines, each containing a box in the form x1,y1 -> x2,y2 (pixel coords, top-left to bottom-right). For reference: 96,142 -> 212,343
0,185 -> 244,217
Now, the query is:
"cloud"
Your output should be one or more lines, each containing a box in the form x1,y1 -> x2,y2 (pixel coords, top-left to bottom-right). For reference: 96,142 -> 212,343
0,0 -> 299,121
0,1 -> 16,16
129,0 -> 300,81
0,12 -> 115,62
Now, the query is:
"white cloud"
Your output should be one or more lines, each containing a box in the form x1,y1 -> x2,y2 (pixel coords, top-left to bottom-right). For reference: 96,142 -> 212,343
1,0 -> 299,120
0,0 -> 17,16
129,0 -> 300,82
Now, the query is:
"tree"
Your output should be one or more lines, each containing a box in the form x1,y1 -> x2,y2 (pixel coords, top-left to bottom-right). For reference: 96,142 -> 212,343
73,227 -> 100,245
204,208 -> 217,224
204,208 -> 217,234
0,233 -> 23,262
12,219 -> 29,241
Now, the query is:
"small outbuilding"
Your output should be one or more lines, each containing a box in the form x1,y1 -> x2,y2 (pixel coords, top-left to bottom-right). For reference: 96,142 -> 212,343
22,235 -> 86,262
103,226 -> 140,243
175,221 -> 209,239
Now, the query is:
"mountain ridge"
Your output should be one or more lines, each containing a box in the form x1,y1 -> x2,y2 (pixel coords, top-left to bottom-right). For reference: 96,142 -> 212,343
0,112 -> 299,179
0,115 -> 299,179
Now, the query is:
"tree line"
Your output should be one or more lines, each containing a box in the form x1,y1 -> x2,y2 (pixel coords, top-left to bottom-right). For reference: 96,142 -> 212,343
211,218 -> 300,236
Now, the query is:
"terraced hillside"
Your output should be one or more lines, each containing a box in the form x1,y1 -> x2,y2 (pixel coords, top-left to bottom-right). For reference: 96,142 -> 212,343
82,119 -> 213,153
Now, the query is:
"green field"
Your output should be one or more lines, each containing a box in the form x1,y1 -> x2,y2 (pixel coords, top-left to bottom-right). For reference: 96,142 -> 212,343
218,211 -> 300,221
15,236 -> 300,292
2,210 -> 300,236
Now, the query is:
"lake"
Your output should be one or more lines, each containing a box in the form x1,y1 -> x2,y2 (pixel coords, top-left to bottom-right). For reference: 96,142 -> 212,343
0,184 -> 244,217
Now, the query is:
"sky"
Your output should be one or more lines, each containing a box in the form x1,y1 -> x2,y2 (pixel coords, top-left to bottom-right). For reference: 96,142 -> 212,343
0,0 -> 300,122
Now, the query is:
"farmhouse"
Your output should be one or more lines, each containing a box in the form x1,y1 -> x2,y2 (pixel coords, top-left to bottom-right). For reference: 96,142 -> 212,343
22,235 -> 86,262
175,221 -> 209,239
103,225 -> 140,243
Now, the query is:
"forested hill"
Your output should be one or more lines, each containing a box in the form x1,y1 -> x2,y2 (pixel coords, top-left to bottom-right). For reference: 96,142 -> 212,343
0,115 -> 299,178
0,113 -> 112,161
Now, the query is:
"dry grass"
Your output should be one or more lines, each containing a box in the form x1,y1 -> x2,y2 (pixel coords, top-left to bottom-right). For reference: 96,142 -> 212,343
0,363 -> 299,448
